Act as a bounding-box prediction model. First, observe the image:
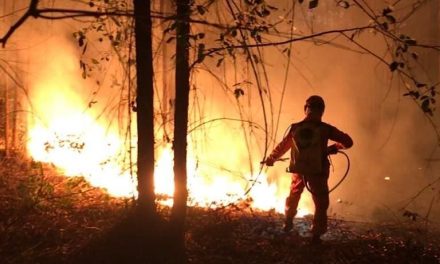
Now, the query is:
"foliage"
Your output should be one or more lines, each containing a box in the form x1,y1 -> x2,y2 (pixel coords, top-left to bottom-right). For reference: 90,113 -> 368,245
192,1 -> 439,118
0,157 -> 130,264
56,0 -> 440,150
1,161 -> 439,263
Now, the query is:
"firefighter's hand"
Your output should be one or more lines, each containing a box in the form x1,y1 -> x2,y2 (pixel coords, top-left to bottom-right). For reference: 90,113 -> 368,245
327,144 -> 339,155
262,158 -> 275,166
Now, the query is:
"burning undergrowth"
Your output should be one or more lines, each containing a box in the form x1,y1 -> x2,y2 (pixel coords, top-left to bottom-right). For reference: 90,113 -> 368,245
1,156 -> 440,264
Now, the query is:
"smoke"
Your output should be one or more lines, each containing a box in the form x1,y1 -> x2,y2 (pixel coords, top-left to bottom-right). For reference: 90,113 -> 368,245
269,1 -> 440,223
1,0 -> 439,223
190,0 -> 440,223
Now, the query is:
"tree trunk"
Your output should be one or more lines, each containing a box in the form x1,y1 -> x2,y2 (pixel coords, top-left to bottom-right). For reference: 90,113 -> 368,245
133,0 -> 156,219
171,0 -> 190,242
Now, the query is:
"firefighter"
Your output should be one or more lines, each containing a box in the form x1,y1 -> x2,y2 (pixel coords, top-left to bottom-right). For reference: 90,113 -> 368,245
264,95 -> 353,244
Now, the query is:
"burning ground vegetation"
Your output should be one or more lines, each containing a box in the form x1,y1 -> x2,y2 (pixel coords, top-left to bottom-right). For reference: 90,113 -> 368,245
1,156 -> 440,264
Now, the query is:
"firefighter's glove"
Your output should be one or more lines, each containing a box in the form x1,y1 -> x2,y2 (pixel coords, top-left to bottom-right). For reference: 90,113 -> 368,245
327,144 -> 339,155
262,157 -> 275,166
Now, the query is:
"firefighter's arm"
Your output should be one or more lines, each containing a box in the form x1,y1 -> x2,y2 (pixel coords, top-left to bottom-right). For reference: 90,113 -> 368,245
328,126 -> 353,154
263,134 -> 293,166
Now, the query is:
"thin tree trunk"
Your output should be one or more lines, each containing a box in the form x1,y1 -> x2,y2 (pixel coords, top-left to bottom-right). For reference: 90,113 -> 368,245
133,0 -> 156,219
4,78 -> 8,157
160,0 -> 172,138
171,0 -> 190,243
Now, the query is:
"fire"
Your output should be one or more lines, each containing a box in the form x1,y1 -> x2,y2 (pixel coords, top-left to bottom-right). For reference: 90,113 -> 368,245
28,116 -> 312,215
25,38 -> 312,217
27,98 -> 136,197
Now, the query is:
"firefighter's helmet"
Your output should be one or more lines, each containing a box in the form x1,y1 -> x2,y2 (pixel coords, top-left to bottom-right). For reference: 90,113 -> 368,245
305,95 -> 325,114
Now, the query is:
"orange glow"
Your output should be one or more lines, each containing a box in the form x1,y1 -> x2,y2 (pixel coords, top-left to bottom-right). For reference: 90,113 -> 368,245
28,119 -> 311,215
26,39 -> 312,217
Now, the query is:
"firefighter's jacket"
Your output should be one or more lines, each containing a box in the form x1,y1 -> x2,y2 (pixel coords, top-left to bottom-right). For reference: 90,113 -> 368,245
268,118 -> 353,174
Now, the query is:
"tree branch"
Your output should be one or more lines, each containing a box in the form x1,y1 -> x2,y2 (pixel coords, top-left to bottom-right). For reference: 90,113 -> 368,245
197,25 -> 376,65
0,0 -> 39,47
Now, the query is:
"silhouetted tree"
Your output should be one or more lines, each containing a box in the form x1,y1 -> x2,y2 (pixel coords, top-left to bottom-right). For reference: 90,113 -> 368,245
133,0 -> 157,221
171,0 -> 191,245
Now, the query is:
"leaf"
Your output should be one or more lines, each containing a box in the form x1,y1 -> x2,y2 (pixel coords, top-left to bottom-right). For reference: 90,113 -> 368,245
234,88 -> 245,98
261,8 -> 270,17
88,100 -> 98,108
226,47 -> 234,57
337,0 -> 350,8
401,44 -> 408,52
216,58 -> 224,67
79,60 -> 87,79
196,5 -> 206,15
252,54 -> 259,63
403,210 -> 419,221
405,38 -> 417,45
197,43 -> 206,63
231,29 -> 237,37
421,99 -> 432,114
80,60 -> 86,71
256,35 -> 262,43
82,42 -> 88,55
382,7 -> 393,16
403,91 -> 420,99
78,36 -> 85,47
385,15 -> 396,24
411,52 -> 419,60
309,0 -> 319,9
415,82 -> 427,88
164,22 -> 177,34
389,61 -> 399,72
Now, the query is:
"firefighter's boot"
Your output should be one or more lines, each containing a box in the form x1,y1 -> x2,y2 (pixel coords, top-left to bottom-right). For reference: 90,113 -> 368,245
283,216 -> 293,233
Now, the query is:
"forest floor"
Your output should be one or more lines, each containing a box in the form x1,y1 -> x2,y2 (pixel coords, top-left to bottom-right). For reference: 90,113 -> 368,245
1,156 -> 440,264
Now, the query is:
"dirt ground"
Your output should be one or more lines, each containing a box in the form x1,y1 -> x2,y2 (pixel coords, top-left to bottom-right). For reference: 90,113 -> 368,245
1,157 -> 440,264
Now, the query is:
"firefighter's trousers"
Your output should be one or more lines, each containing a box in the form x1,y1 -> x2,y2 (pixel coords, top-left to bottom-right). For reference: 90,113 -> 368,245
285,169 -> 330,236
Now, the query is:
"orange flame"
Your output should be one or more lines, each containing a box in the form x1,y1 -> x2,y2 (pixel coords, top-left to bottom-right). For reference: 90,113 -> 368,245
28,116 -> 312,215
26,39 -> 312,217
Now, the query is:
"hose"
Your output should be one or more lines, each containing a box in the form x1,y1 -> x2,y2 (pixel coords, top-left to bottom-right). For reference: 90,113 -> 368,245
302,150 -> 350,195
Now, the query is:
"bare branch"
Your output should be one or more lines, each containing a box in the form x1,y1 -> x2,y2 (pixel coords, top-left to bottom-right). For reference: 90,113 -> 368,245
36,8 -> 134,19
0,0 -> 39,47
198,25 -> 376,64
